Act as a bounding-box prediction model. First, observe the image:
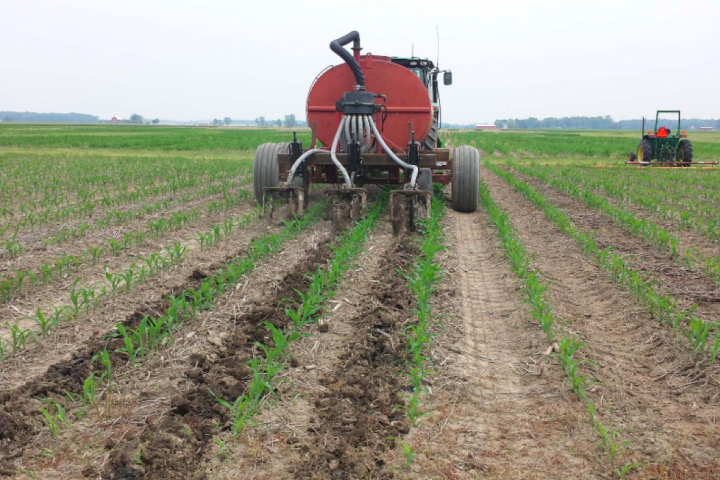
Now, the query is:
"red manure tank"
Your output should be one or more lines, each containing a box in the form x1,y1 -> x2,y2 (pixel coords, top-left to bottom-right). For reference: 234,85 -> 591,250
307,55 -> 433,151
253,30 -> 481,235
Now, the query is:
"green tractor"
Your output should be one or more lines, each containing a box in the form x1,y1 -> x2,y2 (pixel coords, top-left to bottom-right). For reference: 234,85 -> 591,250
628,110 -> 693,166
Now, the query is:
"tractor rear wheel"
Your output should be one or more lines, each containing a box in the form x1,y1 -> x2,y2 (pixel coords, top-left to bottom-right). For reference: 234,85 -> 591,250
451,145 -> 480,213
422,118 -> 441,150
253,143 -> 288,205
637,138 -> 653,162
678,139 -> 693,166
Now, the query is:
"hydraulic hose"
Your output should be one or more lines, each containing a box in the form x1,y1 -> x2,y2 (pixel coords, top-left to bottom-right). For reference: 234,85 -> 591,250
329,31 -> 365,89
362,115 -> 372,153
356,116 -> 364,152
368,117 -> 418,187
286,148 -> 326,185
331,117 -> 353,188
344,114 -> 353,144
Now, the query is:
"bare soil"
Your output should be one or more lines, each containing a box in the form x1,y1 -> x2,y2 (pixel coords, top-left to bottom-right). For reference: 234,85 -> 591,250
6,161 -> 720,480
484,168 -> 720,478
385,207 -> 598,479
0,215 -> 331,478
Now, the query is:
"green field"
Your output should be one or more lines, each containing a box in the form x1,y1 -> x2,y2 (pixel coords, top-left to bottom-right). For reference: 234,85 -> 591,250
441,128 -> 720,161
0,124 -> 311,151
4,123 -> 720,479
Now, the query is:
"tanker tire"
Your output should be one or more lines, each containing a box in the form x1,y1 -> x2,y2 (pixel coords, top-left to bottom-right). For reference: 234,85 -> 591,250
422,118 -> 440,150
678,139 -> 693,166
451,145 -> 480,213
253,142 -> 289,205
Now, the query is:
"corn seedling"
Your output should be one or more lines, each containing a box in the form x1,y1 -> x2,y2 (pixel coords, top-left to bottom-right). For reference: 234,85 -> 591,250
83,373 -> 97,406
34,309 -> 52,337
88,246 -> 104,264
214,437 -> 228,460
104,267 -> 122,295
92,348 -> 113,386
38,398 -> 69,436
6,322 -> 36,353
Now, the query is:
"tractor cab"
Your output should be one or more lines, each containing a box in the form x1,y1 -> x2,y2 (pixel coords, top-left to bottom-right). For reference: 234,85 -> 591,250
391,57 -> 452,150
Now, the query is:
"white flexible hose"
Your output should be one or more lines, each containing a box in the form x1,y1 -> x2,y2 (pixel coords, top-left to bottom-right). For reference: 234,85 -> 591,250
357,115 -> 364,151
362,115 -> 372,152
368,117 -> 418,187
331,117 -> 353,187
286,148 -> 326,185
344,115 -> 352,145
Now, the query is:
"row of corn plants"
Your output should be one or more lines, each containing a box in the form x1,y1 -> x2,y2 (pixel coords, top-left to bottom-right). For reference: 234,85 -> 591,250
396,190 -> 447,427
214,195 -> 387,436
479,177 -> 635,472
0,154 -> 246,211
1,176 -> 252,255
0,158 -> 252,236
0,194 -> 258,303
0,204 -> 265,359
39,202 -> 327,436
509,162 -> 681,257
514,162 -> 720,287
487,162 -> 720,365
0,242 -> 189,362
538,165 -> 720,245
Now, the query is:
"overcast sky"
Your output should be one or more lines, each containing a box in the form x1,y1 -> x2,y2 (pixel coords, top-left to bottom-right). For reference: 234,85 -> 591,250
1,0 -> 718,123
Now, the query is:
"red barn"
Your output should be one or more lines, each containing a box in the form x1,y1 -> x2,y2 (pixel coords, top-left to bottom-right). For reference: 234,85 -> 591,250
475,124 -> 497,130
110,117 -> 119,124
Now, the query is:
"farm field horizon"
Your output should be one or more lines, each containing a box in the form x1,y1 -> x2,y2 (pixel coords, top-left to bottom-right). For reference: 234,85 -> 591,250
2,124 -> 720,479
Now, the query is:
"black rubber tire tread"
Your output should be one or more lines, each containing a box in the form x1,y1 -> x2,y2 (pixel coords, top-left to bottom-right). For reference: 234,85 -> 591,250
422,118 -> 440,151
638,138 -> 654,162
253,143 -> 289,205
678,139 -> 693,163
451,145 -> 480,213
417,168 -> 433,192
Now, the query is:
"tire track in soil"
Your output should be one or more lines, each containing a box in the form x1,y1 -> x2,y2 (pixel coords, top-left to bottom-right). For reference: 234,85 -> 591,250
288,229 -> 413,480
0,212 -> 302,476
98,230 -> 339,480
506,166 -> 720,321
485,168 -> 720,478
392,208 -> 596,479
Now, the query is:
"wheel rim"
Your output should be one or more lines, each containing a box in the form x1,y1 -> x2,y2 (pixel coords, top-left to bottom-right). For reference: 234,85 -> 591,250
637,145 -> 643,162
678,146 -> 685,162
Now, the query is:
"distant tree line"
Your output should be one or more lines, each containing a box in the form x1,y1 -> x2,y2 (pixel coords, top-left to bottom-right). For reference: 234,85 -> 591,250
441,122 -> 476,129
0,111 -> 99,123
253,114 -> 308,128
494,116 -> 720,130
